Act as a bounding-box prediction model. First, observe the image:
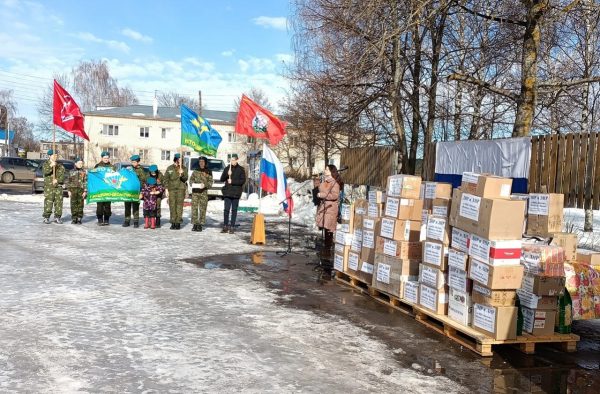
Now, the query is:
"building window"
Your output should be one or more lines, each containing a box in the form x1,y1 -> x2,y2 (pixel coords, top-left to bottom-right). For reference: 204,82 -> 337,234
161,150 -> 171,161
101,147 -> 118,158
102,124 -> 119,136
184,151 -> 191,157
228,132 -> 236,143
247,136 -> 255,143
161,128 -> 168,139
139,149 -> 149,161
139,127 -> 149,138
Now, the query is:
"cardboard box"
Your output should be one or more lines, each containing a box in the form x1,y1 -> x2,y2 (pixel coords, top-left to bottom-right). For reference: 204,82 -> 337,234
362,230 -> 376,250
353,199 -> 369,216
522,307 -> 557,336
448,288 -> 473,327
346,251 -> 361,274
431,198 -> 451,217
423,182 -> 453,200
449,188 -> 462,227
521,274 -> 565,296
356,260 -> 374,284
472,283 -> 517,306
448,265 -> 472,292
420,263 -> 447,289
472,304 -> 518,340
333,243 -> 351,272
426,215 -> 450,245
350,229 -> 363,253
360,246 -> 376,265
469,235 -> 522,266
380,217 -> 421,242
386,174 -> 422,199
402,280 -> 419,304
340,203 -> 354,230
372,254 -> 419,297
469,258 -> 524,289
576,249 -> 600,265
450,227 -> 470,253
551,232 -> 577,261
422,241 -> 449,270
457,194 -> 526,240
368,190 -> 385,204
335,231 -> 353,246
474,175 -> 513,200
367,202 -> 383,218
353,214 -> 364,231
448,248 -> 469,271
375,236 -> 422,260
461,172 -> 480,194
419,284 -> 449,315
526,194 -> 564,237
362,217 -> 380,233
384,197 -> 424,221
516,289 -> 558,310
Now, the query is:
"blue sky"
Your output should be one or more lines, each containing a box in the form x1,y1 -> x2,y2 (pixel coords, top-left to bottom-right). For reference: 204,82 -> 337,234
0,0 -> 293,123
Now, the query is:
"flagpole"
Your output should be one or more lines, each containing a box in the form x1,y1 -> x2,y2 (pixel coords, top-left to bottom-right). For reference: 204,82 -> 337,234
52,123 -> 56,181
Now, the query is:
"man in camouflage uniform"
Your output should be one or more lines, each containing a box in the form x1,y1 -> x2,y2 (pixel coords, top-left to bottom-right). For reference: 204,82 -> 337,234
147,164 -> 164,228
67,157 -> 87,224
123,154 -> 147,228
164,153 -> 188,230
94,151 -> 116,226
42,149 -> 65,224
189,157 -> 213,232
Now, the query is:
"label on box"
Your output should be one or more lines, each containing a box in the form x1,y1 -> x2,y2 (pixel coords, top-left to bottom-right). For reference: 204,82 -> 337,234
341,204 -> 352,221
376,263 -> 391,284
361,262 -> 374,274
521,251 -> 542,274
516,289 -> 541,309
334,254 -> 344,271
381,218 -> 395,238
473,304 -> 496,333
351,229 -> 363,252
385,197 -> 399,218
521,275 -> 535,294
426,217 -> 446,242
425,183 -> 437,199
368,203 -> 379,218
335,243 -> 345,254
469,235 -> 491,263
420,285 -> 438,311
421,209 -> 429,223
448,249 -> 468,270
462,172 -> 480,185
449,266 -> 468,290
421,265 -> 440,287
459,194 -> 481,221
432,206 -> 448,217
404,282 -> 418,303
383,239 -> 397,256
424,242 -> 444,267
335,231 -> 352,245
402,221 -> 411,241
340,223 -> 351,233
473,283 -> 491,297
451,228 -> 470,253
363,218 -> 375,230
362,231 -> 375,249
469,259 -> 490,286
500,184 -> 512,198
348,252 -> 359,271
368,190 -> 378,204
523,308 -> 548,331
529,194 -> 550,216
388,177 -> 403,197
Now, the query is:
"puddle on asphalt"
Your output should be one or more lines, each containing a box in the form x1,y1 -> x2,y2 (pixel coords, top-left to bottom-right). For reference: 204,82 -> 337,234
182,251 -> 600,393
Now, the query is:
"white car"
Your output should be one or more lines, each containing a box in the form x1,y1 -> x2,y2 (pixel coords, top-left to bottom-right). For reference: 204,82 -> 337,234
184,156 -> 226,198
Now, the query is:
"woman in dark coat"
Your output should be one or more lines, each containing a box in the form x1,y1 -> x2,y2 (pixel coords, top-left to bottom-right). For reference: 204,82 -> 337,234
314,164 -> 343,260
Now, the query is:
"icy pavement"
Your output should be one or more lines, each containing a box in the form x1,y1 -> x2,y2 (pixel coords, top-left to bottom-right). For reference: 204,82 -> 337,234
0,196 -> 465,393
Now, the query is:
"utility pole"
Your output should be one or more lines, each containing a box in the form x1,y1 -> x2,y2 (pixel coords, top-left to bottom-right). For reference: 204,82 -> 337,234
198,90 -> 202,115
0,105 -> 7,156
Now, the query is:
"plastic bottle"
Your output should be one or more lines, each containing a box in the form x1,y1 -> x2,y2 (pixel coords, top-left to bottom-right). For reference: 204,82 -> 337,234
556,288 -> 573,334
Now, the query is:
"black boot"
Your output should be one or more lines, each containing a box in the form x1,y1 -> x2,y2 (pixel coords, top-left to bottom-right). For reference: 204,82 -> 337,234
133,221 -> 139,228
97,216 -> 103,226
71,218 -> 77,224
122,219 -> 130,227
103,215 -> 110,226
156,217 -> 161,228
176,223 -> 181,230
192,224 -> 197,232
228,225 -> 235,234
198,224 -> 203,232
170,223 -> 175,230
221,225 -> 229,233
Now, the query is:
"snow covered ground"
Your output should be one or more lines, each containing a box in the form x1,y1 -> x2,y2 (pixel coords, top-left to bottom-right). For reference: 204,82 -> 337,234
0,195 -> 464,393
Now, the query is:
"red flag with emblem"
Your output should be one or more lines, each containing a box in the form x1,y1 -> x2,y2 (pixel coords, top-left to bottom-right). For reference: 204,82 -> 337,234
235,94 -> 286,145
53,80 -> 89,141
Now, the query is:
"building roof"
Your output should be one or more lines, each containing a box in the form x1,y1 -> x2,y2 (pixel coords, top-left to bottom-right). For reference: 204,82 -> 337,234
84,105 -> 237,123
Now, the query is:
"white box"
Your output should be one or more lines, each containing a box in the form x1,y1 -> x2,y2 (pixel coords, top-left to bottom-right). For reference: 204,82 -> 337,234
335,231 -> 353,246
403,281 -> 419,304
469,235 -> 522,266
448,265 -> 472,292
451,227 -> 470,253
351,229 -> 363,253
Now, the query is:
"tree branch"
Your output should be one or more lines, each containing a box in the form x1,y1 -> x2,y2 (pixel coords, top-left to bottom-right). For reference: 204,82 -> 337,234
448,73 -> 518,101
539,76 -> 600,89
458,4 -> 527,26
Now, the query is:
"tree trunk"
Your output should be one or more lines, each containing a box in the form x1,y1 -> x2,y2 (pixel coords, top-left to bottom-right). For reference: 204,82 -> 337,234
408,23 -> 422,175
584,209 -> 594,232
390,25 -> 409,173
469,87 -> 485,139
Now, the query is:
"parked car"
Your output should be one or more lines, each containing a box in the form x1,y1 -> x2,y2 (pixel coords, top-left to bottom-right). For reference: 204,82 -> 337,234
0,157 -> 40,183
32,160 -> 76,196
184,156 -> 226,198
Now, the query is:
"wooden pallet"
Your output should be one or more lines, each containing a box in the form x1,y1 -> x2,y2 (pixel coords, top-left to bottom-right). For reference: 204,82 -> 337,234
334,271 -> 371,295
413,305 -> 580,357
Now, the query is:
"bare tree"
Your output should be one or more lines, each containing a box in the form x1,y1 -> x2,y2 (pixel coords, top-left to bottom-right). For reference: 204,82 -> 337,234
157,91 -> 200,112
233,86 -> 272,111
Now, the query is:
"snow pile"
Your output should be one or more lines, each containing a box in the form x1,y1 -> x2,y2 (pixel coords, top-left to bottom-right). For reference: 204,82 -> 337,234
0,193 -> 44,203
564,208 -> 600,251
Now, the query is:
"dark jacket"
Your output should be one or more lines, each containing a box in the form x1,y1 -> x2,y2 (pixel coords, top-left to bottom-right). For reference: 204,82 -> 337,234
220,164 -> 246,199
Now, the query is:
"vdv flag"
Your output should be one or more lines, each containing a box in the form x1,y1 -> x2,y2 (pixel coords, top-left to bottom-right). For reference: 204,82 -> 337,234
86,167 -> 141,203
180,104 -> 222,156
260,143 -> 293,216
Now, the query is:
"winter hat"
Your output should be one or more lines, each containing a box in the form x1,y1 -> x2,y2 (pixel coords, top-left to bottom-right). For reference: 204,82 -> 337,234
149,164 -> 158,172
130,154 -> 140,162
47,149 -> 54,155
101,151 -> 110,157
174,153 -> 181,160
231,153 -> 239,160
74,157 -> 83,162
147,177 -> 157,185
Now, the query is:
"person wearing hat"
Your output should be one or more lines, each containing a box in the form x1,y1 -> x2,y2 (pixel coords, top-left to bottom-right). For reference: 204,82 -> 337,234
164,153 -> 188,229
123,154 -> 147,228
189,156 -> 213,232
42,149 -> 66,224
220,153 -> 246,234
66,157 -> 87,224
94,150 -> 116,226
140,176 -> 165,229
146,164 -> 165,227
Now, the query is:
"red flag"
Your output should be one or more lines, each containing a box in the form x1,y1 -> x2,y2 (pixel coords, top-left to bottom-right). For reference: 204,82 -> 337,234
53,80 -> 89,141
235,94 -> 286,145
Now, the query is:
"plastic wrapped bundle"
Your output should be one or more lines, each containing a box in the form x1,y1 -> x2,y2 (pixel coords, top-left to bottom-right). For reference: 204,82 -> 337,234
521,244 -> 566,277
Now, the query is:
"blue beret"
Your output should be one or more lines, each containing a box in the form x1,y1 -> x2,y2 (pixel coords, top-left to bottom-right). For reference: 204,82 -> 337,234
130,154 -> 140,162
74,157 -> 82,162
174,153 -> 181,160
47,149 -> 54,155
149,164 -> 158,172
147,177 -> 157,185
101,151 -> 110,157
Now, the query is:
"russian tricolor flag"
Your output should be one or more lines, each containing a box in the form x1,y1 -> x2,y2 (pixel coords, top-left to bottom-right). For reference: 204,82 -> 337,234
260,143 -> 293,216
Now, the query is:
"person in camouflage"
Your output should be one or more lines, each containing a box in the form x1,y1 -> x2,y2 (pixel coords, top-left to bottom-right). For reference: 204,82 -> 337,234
67,157 -> 87,224
189,157 -> 213,232
94,151 -> 116,226
42,149 -> 65,224
147,164 -> 164,228
123,154 -> 147,228
164,153 -> 188,230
